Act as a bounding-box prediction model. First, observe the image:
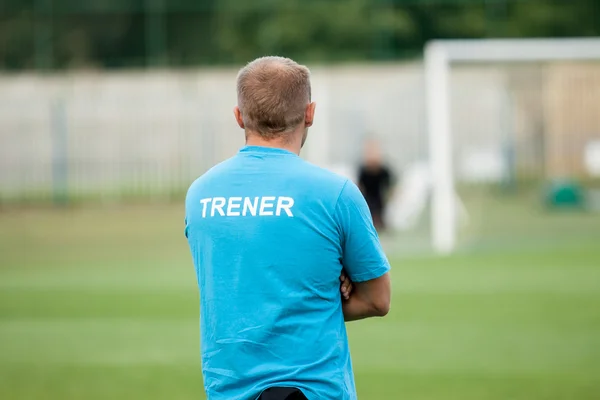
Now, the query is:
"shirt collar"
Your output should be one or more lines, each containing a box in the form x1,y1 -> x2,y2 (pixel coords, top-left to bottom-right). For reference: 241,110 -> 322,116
239,145 -> 297,156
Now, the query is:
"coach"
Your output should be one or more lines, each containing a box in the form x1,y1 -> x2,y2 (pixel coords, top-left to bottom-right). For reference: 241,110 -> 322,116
185,56 -> 391,400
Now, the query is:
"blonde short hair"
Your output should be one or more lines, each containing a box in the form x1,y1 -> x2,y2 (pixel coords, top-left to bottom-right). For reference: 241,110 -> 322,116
236,56 -> 311,139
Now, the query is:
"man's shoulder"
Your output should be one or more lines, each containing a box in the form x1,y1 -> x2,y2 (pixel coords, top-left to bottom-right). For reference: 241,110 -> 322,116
295,159 -> 352,193
186,157 -> 237,196
301,160 -> 348,180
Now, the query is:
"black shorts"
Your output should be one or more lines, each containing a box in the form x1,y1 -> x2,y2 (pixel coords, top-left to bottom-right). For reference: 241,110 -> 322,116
258,387 -> 307,400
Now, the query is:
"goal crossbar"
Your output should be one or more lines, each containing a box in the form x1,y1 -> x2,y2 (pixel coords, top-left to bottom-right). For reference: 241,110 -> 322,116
424,38 -> 600,254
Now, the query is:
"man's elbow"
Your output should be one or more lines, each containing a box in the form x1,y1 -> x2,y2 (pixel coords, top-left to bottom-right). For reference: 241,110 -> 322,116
372,297 -> 391,317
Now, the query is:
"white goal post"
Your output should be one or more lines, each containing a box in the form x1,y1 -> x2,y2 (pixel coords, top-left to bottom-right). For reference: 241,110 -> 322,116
424,38 -> 600,254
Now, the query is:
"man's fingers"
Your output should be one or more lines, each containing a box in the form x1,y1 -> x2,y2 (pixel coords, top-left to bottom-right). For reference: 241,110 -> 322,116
340,271 -> 353,300
341,280 -> 353,300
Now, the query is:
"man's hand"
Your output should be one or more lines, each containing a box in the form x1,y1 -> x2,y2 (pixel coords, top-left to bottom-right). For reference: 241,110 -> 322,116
340,271 -> 353,301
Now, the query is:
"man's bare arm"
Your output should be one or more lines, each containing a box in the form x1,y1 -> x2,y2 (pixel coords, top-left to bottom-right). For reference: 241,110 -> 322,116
342,272 -> 391,322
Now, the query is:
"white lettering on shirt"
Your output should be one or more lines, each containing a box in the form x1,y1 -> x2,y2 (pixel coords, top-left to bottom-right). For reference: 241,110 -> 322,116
276,196 -> 294,217
200,198 -> 212,218
211,197 -> 226,217
200,196 -> 294,218
259,196 -> 276,216
227,197 -> 242,216
243,197 -> 259,216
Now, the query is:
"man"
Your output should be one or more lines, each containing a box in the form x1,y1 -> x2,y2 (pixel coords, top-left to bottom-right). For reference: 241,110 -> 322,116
185,56 -> 391,400
358,141 -> 393,231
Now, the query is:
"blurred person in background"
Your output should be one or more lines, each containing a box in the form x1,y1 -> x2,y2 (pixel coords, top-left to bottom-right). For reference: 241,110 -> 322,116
358,140 -> 394,231
184,56 -> 391,400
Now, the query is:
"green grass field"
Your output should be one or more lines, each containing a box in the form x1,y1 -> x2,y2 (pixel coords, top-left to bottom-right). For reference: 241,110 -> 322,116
1,197 -> 599,399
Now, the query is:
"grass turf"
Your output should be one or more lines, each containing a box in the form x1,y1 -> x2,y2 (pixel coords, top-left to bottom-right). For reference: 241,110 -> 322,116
1,200 -> 599,399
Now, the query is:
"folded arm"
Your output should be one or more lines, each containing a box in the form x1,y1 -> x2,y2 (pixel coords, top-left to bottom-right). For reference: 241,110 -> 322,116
342,272 -> 391,321
335,180 -> 392,321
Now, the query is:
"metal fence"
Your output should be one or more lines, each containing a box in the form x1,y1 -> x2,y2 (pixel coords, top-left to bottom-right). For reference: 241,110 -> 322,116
1,61 -> 599,202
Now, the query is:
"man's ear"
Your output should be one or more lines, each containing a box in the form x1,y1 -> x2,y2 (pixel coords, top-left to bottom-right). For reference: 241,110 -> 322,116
233,106 -> 245,129
305,102 -> 316,128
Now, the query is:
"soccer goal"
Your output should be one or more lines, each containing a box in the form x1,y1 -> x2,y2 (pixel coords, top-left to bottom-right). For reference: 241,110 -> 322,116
424,38 -> 600,254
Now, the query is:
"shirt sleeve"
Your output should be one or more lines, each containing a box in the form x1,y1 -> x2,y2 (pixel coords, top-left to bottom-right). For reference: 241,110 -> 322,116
334,180 -> 391,282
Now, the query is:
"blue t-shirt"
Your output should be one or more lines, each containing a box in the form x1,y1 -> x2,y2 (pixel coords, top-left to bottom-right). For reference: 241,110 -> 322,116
185,146 -> 390,400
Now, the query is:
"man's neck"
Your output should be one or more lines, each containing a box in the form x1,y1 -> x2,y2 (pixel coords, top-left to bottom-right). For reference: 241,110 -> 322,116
245,131 -> 302,155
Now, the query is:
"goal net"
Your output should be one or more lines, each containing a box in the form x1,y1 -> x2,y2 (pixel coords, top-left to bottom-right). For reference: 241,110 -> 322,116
419,38 -> 600,254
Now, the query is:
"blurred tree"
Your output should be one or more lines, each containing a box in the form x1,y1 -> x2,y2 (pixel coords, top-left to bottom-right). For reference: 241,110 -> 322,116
166,0 -> 219,66
0,0 -> 598,70
213,0 -> 416,64
0,12 -> 35,69
507,0 -> 599,37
